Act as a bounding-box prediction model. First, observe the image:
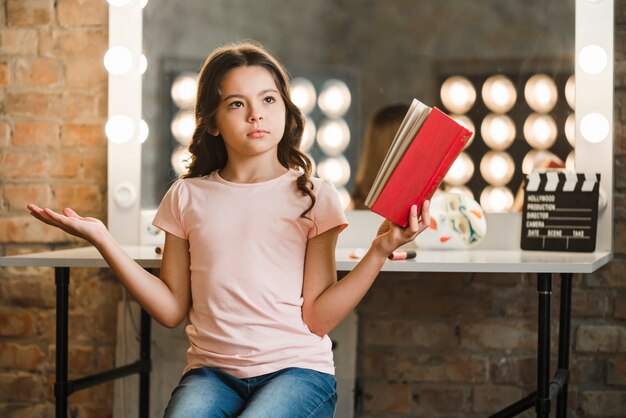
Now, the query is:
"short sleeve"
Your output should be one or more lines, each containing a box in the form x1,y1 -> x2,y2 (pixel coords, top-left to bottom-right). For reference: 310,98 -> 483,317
308,179 -> 349,239
152,179 -> 188,239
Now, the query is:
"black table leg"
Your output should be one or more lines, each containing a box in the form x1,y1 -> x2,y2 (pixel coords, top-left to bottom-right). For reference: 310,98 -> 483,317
556,273 -> 573,418
536,273 -> 552,418
139,308 -> 151,418
54,267 -> 70,418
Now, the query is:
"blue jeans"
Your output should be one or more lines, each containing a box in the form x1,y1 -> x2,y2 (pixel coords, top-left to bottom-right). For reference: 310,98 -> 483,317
163,367 -> 337,417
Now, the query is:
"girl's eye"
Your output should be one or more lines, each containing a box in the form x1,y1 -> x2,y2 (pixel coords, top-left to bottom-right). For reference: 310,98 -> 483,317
228,101 -> 243,109
264,96 -> 276,104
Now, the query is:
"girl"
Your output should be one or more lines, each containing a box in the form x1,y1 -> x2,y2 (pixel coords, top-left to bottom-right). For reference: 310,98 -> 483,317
28,41 -> 431,417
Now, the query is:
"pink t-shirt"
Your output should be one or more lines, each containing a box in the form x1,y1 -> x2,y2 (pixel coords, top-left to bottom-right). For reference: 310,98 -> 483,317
152,169 -> 348,378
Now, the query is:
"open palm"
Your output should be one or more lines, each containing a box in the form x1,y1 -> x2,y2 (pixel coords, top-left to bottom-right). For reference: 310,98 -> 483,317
27,204 -> 107,244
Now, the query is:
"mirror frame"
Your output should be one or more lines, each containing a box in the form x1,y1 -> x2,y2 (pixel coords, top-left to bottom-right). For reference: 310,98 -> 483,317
106,0 -> 614,253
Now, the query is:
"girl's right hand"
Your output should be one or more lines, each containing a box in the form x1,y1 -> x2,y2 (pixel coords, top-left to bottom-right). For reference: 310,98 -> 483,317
27,204 -> 109,245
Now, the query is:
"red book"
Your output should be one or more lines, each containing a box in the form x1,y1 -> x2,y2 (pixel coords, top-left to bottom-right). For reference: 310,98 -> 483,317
365,101 -> 472,227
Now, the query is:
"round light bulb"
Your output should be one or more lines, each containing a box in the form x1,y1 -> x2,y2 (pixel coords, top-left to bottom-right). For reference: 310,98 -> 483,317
580,113 -> 609,143
524,74 -> 558,113
139,54 -> 148,75
440,76 -> 476,114
291,77 -> 317,115
316,155 -> 351,186
444,185 -> 474,200
104,46 -> 133,75
579,45 -> 608,75
105,115 -> 135,144
316,118 -> 350,156
171,72 -> 198,109
565,113 -> 576,147
522,150 -> 559,174
318,80 -> 351,118
482,75 -> 517,113
480,186 -> 514,213
480,114 -> 516,151
480,151 -> 514,186
523,113 -> 558,150
170,111 -> 196,146
444,152 -> 474,186
565,75 -> 575,110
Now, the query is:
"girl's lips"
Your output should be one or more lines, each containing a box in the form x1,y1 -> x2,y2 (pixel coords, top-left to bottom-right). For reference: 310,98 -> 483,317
248,129 -> 268,138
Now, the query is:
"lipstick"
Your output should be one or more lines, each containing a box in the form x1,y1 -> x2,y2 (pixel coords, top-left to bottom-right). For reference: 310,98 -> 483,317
388,250 -> 417,261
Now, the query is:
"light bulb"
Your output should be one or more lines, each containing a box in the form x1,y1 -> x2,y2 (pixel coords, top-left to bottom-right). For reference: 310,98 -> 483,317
170,111 -> 196,146
318,80 -> 351,118
580,113 -> 609,143
482,75 -> 517,113
444,152 -> 474,186
579,45 -> 608,74
171,72 -> 198,109
523,113 -> 558,150
440,76 -> 476,114
104,46 -> 133,75
300,117 -> 316,152
316,155 -> 351,186
481,114 -> 516,151
291,78 -> 317,115
106,115 -> 135,144
316,118 -> 350,156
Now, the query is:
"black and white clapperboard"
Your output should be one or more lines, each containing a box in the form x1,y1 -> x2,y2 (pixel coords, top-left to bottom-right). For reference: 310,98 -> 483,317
521,171 -> 600,252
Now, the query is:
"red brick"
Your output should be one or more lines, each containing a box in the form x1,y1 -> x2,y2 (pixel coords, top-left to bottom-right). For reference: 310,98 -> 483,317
607,356 -> 626,385
3,183 -> 50,210
39,29 -> 107,58
60,92 -> 101,120
4,91 -> 63,118
491,356 -> 536,386
460,319 -> 536,350
12,120 -> 60,148
571,288 -> 609,318
414,386 -> 468,414
0,310 -> 35,337
384,354 -> 488,383
0,121 -> 11,147
57,0 -> 107,28
73,276 -> 121,311
0,151 -> 49,179
47,344 -> 94,374
52,184 -> 103,213
0,61 -> 9,86
584,258 -> 626,287
581,390 -> 626,417
65,57 -> 107,88
0,372 -> 48,402
0,343 -> 46,371
472,385 -> 524,414
567,356 -> 605,385
0,275 -> 56,307
81,152 -> 106,182
48,151 -> 81,178
61,123 -> 105,147
360,381 -> 412,414
6,0 -> 53,26
575,324 -> 626,353
15,57 -> 63,87
0,29 -> 39,55
361,319 -> 457,348
0,404 -> 54,418
0,216 -> 70,243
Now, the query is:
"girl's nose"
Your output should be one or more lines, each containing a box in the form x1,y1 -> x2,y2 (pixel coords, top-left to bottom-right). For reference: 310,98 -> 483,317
249,112 -> 264,122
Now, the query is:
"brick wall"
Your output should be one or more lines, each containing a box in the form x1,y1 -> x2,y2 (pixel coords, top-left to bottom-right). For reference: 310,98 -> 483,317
0,1 -> 120,417
0,2 -> 625,418
355,4 -> 626,417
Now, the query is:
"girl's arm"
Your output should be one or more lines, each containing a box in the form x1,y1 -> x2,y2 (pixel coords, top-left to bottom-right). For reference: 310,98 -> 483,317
302,202 -> 430,336
27,205 -> 191,328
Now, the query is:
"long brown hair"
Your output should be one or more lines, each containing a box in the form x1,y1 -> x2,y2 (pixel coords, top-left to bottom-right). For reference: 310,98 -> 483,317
352,103 -> 410,209
183,41 -> 316,218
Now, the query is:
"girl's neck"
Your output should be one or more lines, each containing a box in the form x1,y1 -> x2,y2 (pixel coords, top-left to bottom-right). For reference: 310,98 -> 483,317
219,160 -> 288,184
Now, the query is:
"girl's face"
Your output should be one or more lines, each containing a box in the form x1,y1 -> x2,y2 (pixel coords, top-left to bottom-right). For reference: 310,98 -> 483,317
212,65 -> 287,163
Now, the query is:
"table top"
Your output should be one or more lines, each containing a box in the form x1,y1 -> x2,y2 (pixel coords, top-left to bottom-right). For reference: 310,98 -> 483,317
0,245 -> 613,273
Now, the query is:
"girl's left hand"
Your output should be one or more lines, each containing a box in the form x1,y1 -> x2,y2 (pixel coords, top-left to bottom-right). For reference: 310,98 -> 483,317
372,200 -> 431,257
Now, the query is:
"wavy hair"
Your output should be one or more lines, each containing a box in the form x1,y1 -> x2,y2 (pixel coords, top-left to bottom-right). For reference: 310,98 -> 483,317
183,41 -> 315,218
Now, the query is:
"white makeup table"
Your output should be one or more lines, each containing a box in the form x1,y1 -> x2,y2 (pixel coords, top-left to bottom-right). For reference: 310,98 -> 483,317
0,242 -> 611,418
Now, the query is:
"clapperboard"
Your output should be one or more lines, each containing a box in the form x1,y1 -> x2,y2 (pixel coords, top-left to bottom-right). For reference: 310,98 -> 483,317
521,171 -> 600,252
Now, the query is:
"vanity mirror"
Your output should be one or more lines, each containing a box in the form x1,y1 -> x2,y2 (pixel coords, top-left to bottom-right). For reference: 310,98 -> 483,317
106,0 -> 613,253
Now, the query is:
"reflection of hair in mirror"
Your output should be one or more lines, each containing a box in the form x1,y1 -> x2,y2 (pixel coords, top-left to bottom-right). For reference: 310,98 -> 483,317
184,41 -> 316,218
351,103 -> 410,210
